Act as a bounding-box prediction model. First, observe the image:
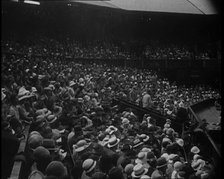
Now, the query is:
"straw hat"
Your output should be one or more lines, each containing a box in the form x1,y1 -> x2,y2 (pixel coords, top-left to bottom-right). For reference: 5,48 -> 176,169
139,134 -> 150,142
190,146 -> 200,154
176,138 -> 184,147
73,140 -> 91,153
135,152 -> 148,164
107,136 -> 120,148
131,163 -> 148,178
82,159 -> 97,173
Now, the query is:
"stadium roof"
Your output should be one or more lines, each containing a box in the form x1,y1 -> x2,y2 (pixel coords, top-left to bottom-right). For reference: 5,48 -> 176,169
73,0 -> 218,15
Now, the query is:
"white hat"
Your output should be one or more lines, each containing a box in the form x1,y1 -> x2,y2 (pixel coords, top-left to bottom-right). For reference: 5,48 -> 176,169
69,81 -> 76,87
191,146 -> 200,154
176,138 -> 184,147
73,140 -> 91,153
122,118 -> 130,125
161,153 -> 169,162
139,134 -> 150,142
107,136 -> 120,148
82,159 -> 96,173
131,163 -> 148,178
140,175 -> 151,179
135,152 -> 147,164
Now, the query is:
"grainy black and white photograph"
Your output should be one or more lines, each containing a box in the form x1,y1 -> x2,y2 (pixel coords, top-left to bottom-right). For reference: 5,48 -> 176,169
1,0 -> 221,179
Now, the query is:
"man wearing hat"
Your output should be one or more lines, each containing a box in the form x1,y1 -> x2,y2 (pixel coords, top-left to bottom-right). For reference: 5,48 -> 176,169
151,157 -> 168,179
132,163 -> 148,179
81,158 -> 97,179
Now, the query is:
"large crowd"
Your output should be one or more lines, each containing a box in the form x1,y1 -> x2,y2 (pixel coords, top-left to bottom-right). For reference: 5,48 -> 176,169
1,36 -> 216,60
1,37 -> 221,179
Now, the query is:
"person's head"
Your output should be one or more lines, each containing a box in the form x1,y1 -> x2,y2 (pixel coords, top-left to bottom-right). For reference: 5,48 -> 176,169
108,167 -> 124,179
156,157 -> 167,173
33,146 -> 52,172
82,159 -> 97,175
45,161 -> 68,178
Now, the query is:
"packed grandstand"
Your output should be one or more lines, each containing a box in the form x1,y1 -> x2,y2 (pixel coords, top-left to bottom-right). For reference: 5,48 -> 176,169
1,1 -> 221,179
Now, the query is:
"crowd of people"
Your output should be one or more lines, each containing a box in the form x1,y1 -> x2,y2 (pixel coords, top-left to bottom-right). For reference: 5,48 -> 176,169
1,36 -> 216,60
1,37 -> 221,179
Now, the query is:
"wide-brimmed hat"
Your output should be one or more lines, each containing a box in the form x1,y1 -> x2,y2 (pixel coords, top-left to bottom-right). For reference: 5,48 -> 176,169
191,159 -> 205,171
139,134 -> 150,142
191,146 -> 200,154
174,161 -> 183,171
131,163 -> 148,178
164,123 -> 170,128
135,152 -> 147,164
176,138 -> 184,147
162,137 -> 172,144
69,81 -> 76,87
161,153 -> 169,162
132,139 -> 144,149
124,163 -> 134,174
82,159 -> 97,173
140,175 -> 151,179
141,147 -> 151,153
73,139 -> 91,153
105,125 -> 118,135
122,118 -> 130,125
46,115 -> 57,124
107,136 -> 120,148
156,157 -> 167,169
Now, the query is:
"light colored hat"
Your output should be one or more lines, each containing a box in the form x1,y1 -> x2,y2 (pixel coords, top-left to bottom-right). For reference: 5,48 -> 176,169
139,134 -> 150,142
164,123 -> 170,128
176,138 -> 184,147
132,139 -> 144,149
135,152 -> 147,164
31,87 -> 37,93
162,137 -> 171,144
168,154 -> 178,161
18,87 -> 30,97
174,161 -> 183,171
82,159 -> 96,173
193,154 -> 201,161
122,118 -> 130,125
140,175 -> 151,179
106,125 -> 118,135
131,163 -> 148,178
73,140 -> 91,153
166,119 -> 171,124
2,92 -> 6,101
161,153 -> 169,162
69,81 -> 76,87
107,136 -> 120,148
124,164 -> 134,174
191,146 -> 200,154
191,159 -> 205,171
141,147 -> 151,153
47,115 -> 57,124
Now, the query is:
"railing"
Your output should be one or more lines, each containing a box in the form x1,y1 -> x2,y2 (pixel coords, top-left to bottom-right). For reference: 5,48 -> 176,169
187,105 -> 221,159
9,126 -> 30,179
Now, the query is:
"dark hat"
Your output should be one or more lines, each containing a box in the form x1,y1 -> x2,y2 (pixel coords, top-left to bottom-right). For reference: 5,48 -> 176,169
46,161 -> 67,177
108,167 -> 124,179
33,146 -> 51,162
156,157 -> 167,169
